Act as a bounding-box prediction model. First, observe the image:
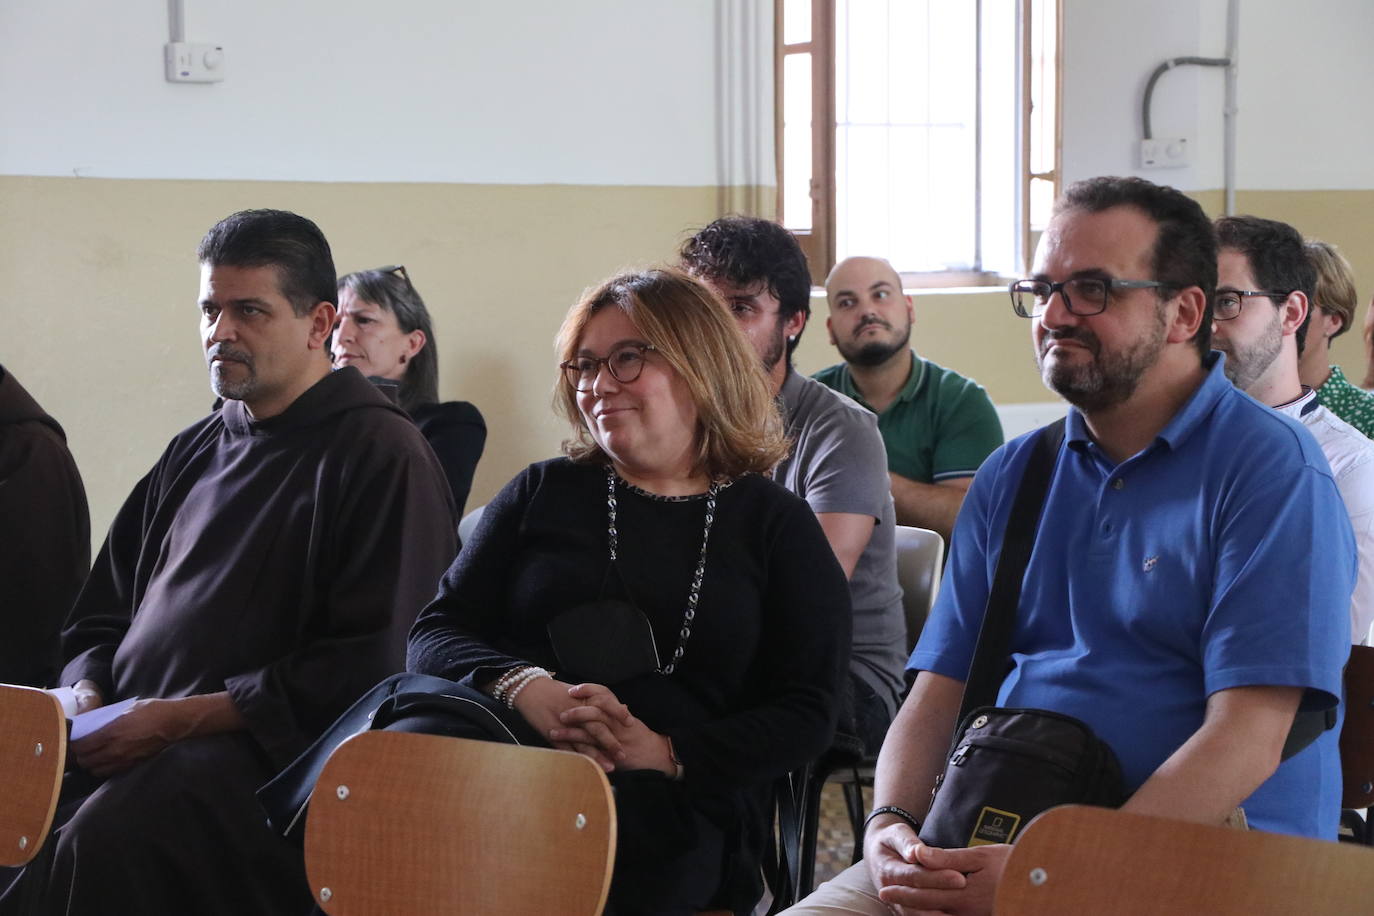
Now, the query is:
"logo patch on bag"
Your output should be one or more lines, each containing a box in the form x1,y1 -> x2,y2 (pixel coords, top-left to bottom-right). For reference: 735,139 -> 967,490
968,807 -> 1021,846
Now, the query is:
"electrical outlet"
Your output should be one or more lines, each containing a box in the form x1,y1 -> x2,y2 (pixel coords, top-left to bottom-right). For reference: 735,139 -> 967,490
165,42 -> 225,83
1140,137 -> 1189,169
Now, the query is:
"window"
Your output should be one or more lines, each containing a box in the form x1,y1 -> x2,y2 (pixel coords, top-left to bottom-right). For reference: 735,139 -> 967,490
776,0 -> 1061,286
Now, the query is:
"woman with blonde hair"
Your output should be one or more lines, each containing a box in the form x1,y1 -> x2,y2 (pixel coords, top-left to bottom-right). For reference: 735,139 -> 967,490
265,268 -> 850,915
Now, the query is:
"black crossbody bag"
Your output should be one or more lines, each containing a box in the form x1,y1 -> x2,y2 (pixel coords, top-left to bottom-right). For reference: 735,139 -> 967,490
918,419 -> 1334,849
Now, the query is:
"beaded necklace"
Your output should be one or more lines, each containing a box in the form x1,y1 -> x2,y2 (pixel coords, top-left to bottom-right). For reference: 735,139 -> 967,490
605,465 -> 719,675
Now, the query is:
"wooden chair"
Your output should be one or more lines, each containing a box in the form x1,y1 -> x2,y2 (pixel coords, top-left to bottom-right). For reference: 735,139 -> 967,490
0,684 -> 67,867
304,731 -> 615,916
995,804 -> 1374,915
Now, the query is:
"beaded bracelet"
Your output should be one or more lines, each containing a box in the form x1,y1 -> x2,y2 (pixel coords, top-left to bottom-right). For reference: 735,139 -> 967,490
863,805 -> 922,837
503,667 -> 551,709
489,666 -> 528,703
490,665 -> 546,704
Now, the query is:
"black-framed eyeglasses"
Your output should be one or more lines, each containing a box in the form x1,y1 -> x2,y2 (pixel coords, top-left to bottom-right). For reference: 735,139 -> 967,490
1009,277 -> 1173,318
560,344 -> 658,391
1213,289 -> 1289,321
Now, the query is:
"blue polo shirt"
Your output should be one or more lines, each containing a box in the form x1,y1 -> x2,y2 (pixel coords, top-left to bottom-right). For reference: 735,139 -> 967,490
910,353 -> 1353,838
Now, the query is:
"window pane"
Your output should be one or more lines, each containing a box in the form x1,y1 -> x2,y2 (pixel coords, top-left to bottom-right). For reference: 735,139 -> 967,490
783,0 -> 811,45
1029,0 -> 1058,230
836,0 -> 976,272
782,53 -> 813,231
980,0 -> 1018,276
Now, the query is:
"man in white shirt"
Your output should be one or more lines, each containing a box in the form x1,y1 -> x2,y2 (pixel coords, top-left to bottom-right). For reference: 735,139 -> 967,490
1212,214 -> 1374,644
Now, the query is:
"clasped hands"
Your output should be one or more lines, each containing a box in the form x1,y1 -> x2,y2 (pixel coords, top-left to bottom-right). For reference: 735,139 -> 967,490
513,678 -> 674,776
865,818 -> 1010,916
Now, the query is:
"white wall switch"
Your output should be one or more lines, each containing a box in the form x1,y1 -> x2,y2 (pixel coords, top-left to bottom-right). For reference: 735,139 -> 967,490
1140,137 -> 1189,169
165,42 -> 225,83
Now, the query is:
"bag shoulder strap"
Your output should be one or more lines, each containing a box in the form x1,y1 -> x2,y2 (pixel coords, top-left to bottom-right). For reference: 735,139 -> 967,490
956,418 -> 1066,727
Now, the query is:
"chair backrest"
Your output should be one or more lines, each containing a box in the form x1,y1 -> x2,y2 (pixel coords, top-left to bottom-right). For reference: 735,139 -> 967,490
893,525 -> 945,651
995,805 -> 1374,915
457,504 -> 485,546
304,731 -> 616,916
1342,643 -> 1374,809
0,684 -> 66,867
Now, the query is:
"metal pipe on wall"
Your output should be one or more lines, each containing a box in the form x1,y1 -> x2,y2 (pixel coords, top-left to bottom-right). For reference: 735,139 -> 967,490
1223,0 -> 1238,215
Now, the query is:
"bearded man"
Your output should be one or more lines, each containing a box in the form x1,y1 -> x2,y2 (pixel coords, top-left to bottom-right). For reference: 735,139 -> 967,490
784,176 -> 1352,916
818,256 -> 1003,540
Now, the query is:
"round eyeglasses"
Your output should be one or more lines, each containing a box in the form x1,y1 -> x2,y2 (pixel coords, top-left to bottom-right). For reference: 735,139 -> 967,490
561,343 -> 657,391
1009,277 -> 1173,318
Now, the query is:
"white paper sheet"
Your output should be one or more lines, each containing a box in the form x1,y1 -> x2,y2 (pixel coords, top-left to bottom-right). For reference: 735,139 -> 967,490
69,697 -> 139,741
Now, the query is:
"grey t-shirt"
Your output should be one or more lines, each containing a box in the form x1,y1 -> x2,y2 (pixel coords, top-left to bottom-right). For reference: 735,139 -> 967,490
776,370 -> 907,718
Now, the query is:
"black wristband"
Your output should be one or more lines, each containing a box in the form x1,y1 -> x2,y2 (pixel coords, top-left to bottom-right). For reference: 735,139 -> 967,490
863,805 -> 922,837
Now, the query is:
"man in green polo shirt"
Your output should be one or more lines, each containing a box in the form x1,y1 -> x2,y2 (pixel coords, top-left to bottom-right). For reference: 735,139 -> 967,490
816,256 -> 1003,540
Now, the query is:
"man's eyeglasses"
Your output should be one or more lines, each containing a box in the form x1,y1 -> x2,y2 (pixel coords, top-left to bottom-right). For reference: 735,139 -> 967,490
561,344 -> 658,391
1213,289 -> 1289,321
1009,277 -> 1173,318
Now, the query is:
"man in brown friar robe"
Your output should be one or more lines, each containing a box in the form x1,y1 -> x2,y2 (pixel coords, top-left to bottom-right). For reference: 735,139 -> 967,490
0,210 -> 458,916
0,364 -> 90,687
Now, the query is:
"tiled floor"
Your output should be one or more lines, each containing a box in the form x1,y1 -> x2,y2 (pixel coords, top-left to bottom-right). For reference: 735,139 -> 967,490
752,781 -> 874,915
811,781 -> 873,887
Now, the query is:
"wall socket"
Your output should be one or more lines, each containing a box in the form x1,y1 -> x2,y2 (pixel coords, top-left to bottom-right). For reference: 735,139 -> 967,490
165,42 -> 225,83
1140,137 -> 1189,169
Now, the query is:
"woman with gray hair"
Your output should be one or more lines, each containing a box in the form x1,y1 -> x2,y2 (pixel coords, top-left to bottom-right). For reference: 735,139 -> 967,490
334,265 -> 486,513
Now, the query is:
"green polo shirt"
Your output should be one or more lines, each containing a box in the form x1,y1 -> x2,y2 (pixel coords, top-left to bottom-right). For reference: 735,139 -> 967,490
813,351 -> 1003,483
1317,365 -> 1374,440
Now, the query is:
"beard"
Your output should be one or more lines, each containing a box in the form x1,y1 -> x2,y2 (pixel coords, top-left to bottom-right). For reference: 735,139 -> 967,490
1036,305 -> 1167,412
836,316 -> 912,368
207,343 -> 258,401
1215,311 -> 1282,394
760,316 -> 788,375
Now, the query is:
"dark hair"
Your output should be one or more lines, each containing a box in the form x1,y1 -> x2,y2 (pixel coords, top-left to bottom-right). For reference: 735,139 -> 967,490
337,267 -> 440,411
1057,177 -> 1216,357
197,209 -> 337,317
1214,215 -> 1316,353
678,216 -> 812,360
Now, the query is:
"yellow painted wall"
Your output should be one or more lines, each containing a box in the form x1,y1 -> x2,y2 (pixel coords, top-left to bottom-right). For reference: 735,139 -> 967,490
0,176 -> 759,540
5,178 -> 1373,543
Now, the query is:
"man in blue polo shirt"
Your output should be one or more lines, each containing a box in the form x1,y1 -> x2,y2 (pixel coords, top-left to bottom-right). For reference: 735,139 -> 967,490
785,177 -> 1353,916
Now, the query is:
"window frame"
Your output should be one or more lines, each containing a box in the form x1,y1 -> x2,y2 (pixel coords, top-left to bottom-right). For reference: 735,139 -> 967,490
775,0 -> 1062,286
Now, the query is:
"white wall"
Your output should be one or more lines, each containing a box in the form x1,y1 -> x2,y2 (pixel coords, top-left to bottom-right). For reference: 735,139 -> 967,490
0,0 -> 773,186
1060,0 -> 1374,190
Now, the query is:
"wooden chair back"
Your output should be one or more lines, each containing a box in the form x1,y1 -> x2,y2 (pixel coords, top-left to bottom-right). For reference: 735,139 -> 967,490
1342,643 -> 1374,809
0,684 -> 66,867
995,804 -> 1374,915
304,731 -> 616,916
894,525 -> 945,650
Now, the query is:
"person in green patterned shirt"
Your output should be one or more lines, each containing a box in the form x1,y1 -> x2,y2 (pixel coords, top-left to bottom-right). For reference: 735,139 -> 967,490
1300,240 -> 1374,438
